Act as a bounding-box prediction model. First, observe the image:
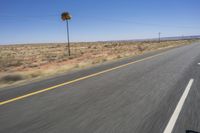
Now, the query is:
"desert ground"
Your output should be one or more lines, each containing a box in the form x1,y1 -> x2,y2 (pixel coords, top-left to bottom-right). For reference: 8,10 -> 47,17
0,39 -> 196,88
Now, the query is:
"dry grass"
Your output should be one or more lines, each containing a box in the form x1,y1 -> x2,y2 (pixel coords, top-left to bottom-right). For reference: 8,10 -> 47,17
0,39 -> 196,88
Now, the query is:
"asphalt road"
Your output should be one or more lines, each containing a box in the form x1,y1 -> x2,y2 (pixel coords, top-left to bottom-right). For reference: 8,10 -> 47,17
0,43 -> 200,133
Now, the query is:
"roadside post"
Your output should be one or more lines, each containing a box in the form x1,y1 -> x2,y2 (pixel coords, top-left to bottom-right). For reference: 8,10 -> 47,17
61,12 -> 72,56
158,32 -> 161,43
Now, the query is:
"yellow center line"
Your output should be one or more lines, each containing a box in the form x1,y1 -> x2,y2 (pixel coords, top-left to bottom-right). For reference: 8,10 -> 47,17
0,52 -> 164,106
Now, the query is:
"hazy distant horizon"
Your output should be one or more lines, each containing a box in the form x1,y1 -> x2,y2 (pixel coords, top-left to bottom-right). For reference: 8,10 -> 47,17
1,34 -> 199,46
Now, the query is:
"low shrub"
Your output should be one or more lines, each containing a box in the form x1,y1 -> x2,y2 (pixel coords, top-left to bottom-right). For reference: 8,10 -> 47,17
0,74 -> 25,83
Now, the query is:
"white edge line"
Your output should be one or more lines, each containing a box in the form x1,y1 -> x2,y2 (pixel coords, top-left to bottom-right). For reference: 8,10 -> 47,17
163,79 -> 194,133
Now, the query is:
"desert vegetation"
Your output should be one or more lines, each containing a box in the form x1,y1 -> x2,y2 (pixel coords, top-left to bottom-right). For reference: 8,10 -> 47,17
0,39 -> 196,88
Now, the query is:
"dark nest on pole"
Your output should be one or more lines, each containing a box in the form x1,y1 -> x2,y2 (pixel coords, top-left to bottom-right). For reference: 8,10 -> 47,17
61,12 -> 72,21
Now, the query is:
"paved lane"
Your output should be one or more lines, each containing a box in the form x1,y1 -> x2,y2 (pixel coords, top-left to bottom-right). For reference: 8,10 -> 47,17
0,43 -> 200,133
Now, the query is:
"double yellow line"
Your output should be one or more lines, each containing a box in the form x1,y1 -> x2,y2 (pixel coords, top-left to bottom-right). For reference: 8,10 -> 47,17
0,52 -> 164,106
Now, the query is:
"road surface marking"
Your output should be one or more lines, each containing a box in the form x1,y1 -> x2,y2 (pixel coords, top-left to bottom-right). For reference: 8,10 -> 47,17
0,52 -> 165,106
198,63 -> 200,65
163,79 -> 194,133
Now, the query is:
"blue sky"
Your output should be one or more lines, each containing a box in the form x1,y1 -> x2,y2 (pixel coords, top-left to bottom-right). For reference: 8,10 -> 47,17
0,0 -> 199,44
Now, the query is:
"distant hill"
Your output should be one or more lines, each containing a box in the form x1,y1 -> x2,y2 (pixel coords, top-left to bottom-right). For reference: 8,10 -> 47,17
159,35 -> 200,41
97,35 -> 200,43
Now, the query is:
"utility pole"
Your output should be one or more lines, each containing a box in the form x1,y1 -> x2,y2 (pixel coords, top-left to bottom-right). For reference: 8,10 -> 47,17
61,12 -> 72,56
182,35 -> 184,40
158,32 -> 161,43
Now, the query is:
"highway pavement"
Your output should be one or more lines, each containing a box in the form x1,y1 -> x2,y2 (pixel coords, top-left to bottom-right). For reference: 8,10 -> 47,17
0,43 -> 200,133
